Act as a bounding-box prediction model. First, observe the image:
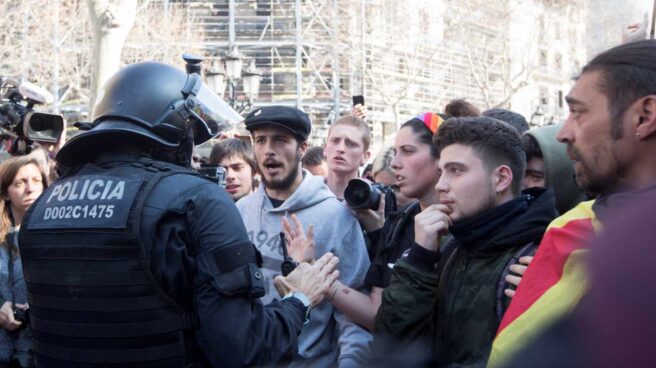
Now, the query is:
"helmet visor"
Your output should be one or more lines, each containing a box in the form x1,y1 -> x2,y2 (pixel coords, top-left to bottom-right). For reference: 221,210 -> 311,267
189,83 -> 243,144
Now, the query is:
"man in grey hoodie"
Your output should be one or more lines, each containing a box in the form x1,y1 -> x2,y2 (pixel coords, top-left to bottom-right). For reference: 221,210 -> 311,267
236,106 -> 371,367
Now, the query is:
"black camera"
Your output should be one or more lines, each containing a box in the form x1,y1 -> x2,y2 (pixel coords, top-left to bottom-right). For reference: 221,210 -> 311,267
13,308 -> 29,324
198,163 -> 227,188
0,77 -> 65,155
344,178 -> 396,212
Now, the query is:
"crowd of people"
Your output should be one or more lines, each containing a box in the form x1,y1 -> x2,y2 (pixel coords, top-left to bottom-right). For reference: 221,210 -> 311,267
0,38 -> 653,368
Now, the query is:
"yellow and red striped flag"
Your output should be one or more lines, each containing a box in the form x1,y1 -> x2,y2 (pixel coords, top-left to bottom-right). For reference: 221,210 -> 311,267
488,200 -> 600,367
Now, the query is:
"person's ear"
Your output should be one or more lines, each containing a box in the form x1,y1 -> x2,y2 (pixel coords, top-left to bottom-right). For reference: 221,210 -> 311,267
300,141 -> 308,151
298,141 -> 308,159
635,95 -> 656,140
494,165 -> 513,194
361,150 -> 371,166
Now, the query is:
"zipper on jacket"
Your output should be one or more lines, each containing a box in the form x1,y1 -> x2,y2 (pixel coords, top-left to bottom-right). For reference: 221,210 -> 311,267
441,253 -> 472,350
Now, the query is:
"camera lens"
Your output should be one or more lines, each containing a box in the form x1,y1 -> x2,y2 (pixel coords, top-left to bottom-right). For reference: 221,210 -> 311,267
29,114 -> 49,131
344,178 -> 381,210
349,188 -> 368,206
25,112 -> 64,143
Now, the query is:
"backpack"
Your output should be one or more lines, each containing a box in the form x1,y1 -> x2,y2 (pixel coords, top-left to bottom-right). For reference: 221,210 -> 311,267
495,243 -> 537,322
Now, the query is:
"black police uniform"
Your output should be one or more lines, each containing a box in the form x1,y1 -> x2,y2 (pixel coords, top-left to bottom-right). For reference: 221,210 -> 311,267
18,61 -> 310,368
19,154 -> 308,367
20,156 -> 305,367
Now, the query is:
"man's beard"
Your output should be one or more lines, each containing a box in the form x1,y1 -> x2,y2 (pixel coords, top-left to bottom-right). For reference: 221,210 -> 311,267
568,144 -> 623,197
261,154 -> 302,191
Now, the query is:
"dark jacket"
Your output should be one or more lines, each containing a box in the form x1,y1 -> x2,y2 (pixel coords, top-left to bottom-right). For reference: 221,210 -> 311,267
20,154 -> 307,368
0,229 -> 26,363
373,188 -> 558,367
365,201 -> 421,288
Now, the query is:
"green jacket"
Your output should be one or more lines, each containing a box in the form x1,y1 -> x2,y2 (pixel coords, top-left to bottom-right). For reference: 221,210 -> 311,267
374,189 -> 558,367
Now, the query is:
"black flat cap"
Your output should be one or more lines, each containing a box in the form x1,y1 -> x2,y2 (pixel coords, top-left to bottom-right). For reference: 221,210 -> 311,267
244,106 -> 312,140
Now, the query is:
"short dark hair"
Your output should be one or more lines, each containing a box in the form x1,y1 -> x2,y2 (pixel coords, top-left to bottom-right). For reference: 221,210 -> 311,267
400,118 -> 439,158
521,134 -> 542,161
433,117 -> 526,196
482,108 -> 529,134
444,99 -> 480,118
303,146 -> 325,167
329,115 -> 371,150
208,138 -> 256,171
581,39 -> 656,138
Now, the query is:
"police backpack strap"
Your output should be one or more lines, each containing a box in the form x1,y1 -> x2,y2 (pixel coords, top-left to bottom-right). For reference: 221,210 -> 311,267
495,242 -> 537,322
386,201 -> 421,251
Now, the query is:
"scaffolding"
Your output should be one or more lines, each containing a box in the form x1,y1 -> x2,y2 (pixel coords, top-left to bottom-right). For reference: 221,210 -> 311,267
181,0 -> 350,145
181,0 -> 576,147
164,0 -> 584,140
0,0 -> 586,149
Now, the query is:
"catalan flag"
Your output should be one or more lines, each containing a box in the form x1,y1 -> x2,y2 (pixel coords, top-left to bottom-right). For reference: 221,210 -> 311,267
488,200 -> 600,367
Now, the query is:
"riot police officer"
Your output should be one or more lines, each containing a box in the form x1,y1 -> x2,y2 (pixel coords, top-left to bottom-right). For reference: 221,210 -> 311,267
18,61 -> 340,367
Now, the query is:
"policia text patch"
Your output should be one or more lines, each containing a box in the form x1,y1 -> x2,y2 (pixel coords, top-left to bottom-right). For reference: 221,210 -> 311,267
28,175 -> 142,229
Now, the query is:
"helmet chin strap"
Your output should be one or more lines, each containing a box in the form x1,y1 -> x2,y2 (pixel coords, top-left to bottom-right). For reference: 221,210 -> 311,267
152,132 -> 194,168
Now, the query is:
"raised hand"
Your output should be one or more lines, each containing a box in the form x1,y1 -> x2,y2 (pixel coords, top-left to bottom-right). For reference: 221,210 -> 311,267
351,104 -> 367,121
282,213 -> 315,263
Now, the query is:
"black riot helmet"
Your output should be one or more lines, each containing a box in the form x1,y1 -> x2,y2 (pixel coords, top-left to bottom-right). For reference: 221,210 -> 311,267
57,61 -> 242,167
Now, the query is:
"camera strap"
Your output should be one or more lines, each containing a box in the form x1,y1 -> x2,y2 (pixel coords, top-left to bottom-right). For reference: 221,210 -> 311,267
387,202 -> 421,250
7,227 -> 18,307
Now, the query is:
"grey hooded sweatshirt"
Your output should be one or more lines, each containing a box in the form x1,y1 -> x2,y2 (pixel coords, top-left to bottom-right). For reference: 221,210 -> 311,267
237,171 -> 371,367
524,124 -> 587,214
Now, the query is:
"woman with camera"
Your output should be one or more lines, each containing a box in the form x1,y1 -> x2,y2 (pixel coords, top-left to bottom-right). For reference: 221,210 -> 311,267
0,156 -> 47,368
284,113 -> 443,332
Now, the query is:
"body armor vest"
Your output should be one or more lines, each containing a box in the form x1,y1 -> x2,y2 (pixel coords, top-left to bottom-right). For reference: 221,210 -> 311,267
19,157 -> 205,368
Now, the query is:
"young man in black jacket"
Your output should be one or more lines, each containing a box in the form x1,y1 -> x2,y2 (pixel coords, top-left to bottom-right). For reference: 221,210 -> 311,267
374,117 -> 558,367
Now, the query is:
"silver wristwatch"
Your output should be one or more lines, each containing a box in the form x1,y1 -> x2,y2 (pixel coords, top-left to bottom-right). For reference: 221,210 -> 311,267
283,291 -> 311,324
